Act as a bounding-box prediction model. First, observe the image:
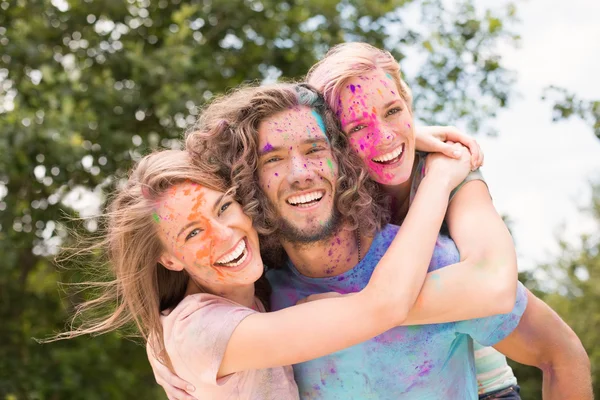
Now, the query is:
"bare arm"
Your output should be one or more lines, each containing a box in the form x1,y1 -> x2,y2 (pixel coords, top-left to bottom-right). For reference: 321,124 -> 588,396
493,290 -> 592,399
400,180 -> 518,325
218,151 -> 472,376
301,181 -> 519,325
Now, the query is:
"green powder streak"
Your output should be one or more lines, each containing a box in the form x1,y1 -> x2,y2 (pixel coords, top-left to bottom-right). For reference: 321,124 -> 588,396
327,158 -> 334,175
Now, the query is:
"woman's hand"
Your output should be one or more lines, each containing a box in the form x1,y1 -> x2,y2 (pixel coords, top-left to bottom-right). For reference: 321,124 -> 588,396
425,143 -> 472,192
415,126 -> 483,171
146,341 -> 198,400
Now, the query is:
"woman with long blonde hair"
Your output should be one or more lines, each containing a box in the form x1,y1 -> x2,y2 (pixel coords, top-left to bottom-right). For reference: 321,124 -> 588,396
50,123 -> 473,400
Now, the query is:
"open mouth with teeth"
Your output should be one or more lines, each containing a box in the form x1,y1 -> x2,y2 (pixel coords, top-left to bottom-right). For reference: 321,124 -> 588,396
214,238 -> 249,268
286,190 -> 325,208
372,143 -> 405,165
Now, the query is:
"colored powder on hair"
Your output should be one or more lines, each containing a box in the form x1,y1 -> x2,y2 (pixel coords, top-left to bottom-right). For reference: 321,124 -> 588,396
311,109 -> 327,135
152,213 -> 160,223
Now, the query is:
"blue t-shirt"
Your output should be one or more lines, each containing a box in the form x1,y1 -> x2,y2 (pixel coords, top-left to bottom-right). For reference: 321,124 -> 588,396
267,225 -> 527,400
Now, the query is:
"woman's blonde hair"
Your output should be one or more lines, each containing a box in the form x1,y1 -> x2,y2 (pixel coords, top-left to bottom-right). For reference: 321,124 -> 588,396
47,149 -> 269,370
306,42 -> 413,115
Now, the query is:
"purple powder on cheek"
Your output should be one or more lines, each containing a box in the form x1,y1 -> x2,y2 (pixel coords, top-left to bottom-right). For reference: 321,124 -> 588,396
349,84 -> 356,93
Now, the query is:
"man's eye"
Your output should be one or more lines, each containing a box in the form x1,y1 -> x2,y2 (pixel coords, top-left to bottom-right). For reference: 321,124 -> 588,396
349,124 -> 365,133
219,201 -> 232,215
185,228 -> 202,241
386,107 -> 402,117
265,156 -> 281,164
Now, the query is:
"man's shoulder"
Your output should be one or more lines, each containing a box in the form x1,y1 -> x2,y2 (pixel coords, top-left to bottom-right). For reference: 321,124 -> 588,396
371,223 -> 400,248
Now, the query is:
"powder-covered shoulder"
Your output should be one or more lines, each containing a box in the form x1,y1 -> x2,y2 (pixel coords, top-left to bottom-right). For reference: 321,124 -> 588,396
161,293 -> 257,387
162,293 -> 249,321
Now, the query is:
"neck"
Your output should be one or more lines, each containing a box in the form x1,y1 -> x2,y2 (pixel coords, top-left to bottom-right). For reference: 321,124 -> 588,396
379,162 -> 419,224
281,224 -> 374,278
186,278 -> 256,309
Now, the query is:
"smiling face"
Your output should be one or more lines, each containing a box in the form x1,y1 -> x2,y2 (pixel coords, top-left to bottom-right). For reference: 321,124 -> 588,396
256,106 -> 341,243
155,182 -> 263,289
338,69 -> 416,186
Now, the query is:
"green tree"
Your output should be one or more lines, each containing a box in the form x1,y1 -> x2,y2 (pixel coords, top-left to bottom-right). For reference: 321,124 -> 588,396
0,0 -> 521,398
543,86 -> 600,139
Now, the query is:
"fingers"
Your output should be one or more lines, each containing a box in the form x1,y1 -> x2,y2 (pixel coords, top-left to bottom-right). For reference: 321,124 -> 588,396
160,377 -> 197,400
168,375 -> 196,395
441,128 -> 483,170
165,388 -> 198,400
460,138 -> 482,171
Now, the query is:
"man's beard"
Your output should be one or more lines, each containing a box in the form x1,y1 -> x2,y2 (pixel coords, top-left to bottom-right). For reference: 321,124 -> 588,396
276,207 -> 343,244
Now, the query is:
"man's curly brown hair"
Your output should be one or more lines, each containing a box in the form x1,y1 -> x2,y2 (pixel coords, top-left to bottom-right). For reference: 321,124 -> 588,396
185,83 -> 389,253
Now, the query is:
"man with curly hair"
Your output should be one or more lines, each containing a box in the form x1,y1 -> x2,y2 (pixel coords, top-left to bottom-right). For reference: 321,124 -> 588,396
154,82 -> 591,400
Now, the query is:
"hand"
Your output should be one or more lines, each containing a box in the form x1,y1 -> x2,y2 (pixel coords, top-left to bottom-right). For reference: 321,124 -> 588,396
415,126 -> 483,171
147,341 -> 198,400
424,142 -> 472,191
296,292 -> 351,305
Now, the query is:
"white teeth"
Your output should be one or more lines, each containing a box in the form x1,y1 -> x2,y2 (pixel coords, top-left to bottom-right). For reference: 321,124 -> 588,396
287,191 -> 324,205
216,239 -> 247,265
218,248 -> 248,268
372,145 -> 403,163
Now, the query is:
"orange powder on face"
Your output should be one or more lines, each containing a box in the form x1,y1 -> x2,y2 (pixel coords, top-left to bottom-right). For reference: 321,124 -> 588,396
187,189 -> 207,221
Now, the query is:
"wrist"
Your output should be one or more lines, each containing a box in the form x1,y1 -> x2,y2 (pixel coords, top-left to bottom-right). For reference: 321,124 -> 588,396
420,172 -> 454,195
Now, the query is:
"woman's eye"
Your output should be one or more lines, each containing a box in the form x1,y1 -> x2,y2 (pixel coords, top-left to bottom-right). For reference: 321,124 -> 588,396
349,124 -> 365,134
219,201 -> 232,215
307,147 -> 323,155
185,228 -> 202,241
386,107 -> 402,117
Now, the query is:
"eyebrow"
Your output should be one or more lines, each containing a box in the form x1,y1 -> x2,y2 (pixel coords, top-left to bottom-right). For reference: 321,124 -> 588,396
259,144 -> 285,158
302,137 -> 329,147
258,138 -> 329,158
342,100 -> 403,128
176,193 -> 225,240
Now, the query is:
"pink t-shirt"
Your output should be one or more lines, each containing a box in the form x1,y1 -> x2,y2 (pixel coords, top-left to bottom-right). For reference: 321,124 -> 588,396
161,293 -> 299,400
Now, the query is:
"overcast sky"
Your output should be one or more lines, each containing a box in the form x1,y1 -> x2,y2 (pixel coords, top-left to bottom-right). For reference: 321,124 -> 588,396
468,0 -> 600,271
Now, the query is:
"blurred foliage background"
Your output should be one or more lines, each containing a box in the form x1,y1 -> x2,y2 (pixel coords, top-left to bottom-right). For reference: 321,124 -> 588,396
0,0 -> 597,399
